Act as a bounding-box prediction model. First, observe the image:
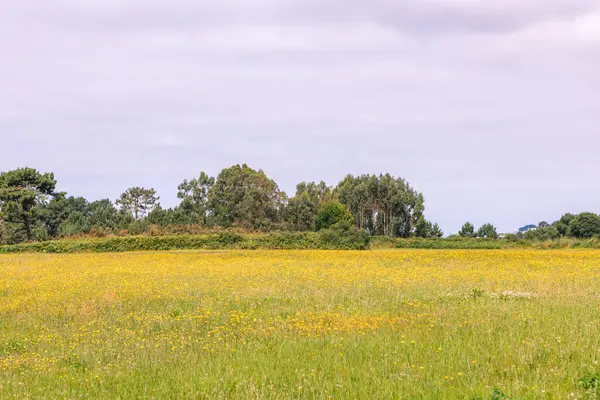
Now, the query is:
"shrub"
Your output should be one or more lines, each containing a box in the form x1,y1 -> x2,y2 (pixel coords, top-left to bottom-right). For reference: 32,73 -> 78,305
318,220 -> 371,250
393,237 -> 503,250
580,372 -> 600,397
524,226 -> 560,241
0,230 -> 371,253
315,202 -> 354,231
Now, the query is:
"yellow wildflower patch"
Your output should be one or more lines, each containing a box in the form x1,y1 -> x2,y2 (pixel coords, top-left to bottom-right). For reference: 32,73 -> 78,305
0,250 -> 600,398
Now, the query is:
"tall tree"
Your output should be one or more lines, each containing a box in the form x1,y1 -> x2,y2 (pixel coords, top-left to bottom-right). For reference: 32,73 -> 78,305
459,222 -> 476,237
283,192 -> 318,231
0,168 -> 56,242
295,181 -> 335,208
208,164 -> 284,230
569,212 -> 600,238
177,172 -> 215,224
87,199 -> 120,229
116,187 -> 160,220
553,213 -> 575,237
337,173 -> 422,237
431,223 -> 444,238
414,216 -> 432,238
282,181 -> 335,231
40,193 -> 88,237
477,223 -> 498,239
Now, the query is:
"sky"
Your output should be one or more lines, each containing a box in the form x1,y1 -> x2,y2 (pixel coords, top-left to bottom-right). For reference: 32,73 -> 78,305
1,0 -> 600,234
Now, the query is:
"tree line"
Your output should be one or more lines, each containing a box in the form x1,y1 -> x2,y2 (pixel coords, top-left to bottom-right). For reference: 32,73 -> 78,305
515,214 -> 600,241
456,212 -> 600,242
0,165 -> 443,245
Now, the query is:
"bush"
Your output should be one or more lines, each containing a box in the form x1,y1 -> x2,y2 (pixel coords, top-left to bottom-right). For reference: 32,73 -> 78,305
393,237 -> 503,249
318,220 -> 371,250
315,202 -> 354,231
0,229 -> 371,253
524,226 -> 560,241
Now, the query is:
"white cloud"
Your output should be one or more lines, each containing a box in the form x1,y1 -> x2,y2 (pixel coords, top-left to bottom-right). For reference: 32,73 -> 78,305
1,0 -> 600,232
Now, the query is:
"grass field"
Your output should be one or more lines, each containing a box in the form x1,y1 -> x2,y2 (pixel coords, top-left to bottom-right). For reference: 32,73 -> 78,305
1,250 -> 600,399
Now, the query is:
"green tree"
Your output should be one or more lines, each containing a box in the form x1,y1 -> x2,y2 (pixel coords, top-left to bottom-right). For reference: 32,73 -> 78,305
295,181 -> 335,207
477,223 -> 498,239
283,192 -> 318,231
177,172 -> 215,225
315,201 -> 354,231
40,193 -> 88,237
431,223 -> 444,238
459,222 -> 475,238
0,168 -> 57,242
87,199 -> 121,230
337,173 -> 422,237
525,226 -> 560,241
208,164 -> 284,230
414,216 -> 432,238
116,187 -> 160,220
569,212 -> 600,238
411,194 -> 425,234
553,213 -> 574,237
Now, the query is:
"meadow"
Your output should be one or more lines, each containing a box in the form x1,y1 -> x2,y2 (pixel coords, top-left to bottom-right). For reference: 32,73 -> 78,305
1,250 -> 600,399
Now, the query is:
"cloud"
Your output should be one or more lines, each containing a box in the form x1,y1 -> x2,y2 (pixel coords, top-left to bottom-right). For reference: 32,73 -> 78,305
1,0 -> 600,233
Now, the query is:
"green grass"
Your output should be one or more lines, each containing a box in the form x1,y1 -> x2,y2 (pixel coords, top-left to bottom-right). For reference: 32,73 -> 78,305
1,249 -> 600,398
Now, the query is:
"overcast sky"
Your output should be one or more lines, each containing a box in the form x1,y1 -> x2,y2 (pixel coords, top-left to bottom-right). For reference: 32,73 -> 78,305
2,1 -> 599,233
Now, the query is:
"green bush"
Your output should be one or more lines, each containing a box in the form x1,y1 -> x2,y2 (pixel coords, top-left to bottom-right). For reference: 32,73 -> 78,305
0,229 -> 371,254
392,237 -> 503,250
317,220 -> 371,250
315,202 -> 354,231
524,226 -> 560,241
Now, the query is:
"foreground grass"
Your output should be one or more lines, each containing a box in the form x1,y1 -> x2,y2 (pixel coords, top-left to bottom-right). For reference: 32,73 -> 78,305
1,250 -> 600,399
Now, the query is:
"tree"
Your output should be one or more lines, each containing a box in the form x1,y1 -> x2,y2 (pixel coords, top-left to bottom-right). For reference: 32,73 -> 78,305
336,173 -> 423,237
414,218 -> 443,238
411,194 -> 425,234
87,199 -> 122,230
177,172 -> 215,225
459,222 -> 475,238
538,221 -> 550,228
414,216 -> 432,238
295,181 -> 334,208
525,226 -> 560,241
116,187 -> 160,220
283,192 -> 318,231
0,168 -> 56,242
569,212 -> 600,238
315,201 -> 354,231
553,213 -> 574,237
208,164 -> 284,230
477,223 -> 498,239
40,193 -> 88,237
431,223 -> 444,238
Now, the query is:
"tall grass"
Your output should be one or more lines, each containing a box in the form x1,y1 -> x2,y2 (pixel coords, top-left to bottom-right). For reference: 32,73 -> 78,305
1,250 -> 600,398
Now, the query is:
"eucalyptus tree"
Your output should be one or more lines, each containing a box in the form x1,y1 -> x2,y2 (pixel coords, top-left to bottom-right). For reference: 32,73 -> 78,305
336,173 -> 424,237
209,164 -> 284,230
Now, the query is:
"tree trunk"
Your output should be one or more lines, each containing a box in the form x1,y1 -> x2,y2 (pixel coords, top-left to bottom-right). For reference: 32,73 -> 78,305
23,214 -> 32,241
0,218 -> 6,244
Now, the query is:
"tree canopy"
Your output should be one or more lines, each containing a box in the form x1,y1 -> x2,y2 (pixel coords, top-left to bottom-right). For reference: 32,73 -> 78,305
0,165 -> 440,244
0,168 -> 57,242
